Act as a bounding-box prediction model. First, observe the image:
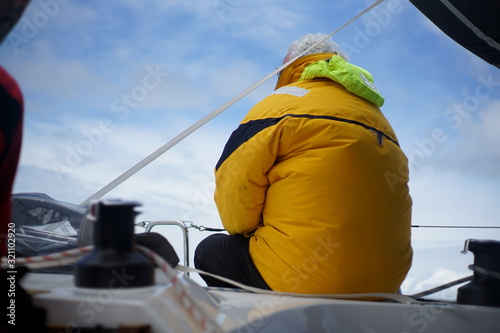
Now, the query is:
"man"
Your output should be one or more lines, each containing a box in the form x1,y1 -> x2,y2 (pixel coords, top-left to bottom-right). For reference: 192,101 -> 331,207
195,33 -> 412,294
0,0 -> 30,257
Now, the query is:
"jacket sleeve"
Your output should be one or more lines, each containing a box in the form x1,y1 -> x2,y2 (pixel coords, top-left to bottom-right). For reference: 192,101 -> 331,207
214,123 -> 278,235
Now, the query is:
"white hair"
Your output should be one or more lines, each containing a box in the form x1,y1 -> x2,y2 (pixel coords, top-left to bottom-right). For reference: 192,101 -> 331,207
286,33 -> 348,61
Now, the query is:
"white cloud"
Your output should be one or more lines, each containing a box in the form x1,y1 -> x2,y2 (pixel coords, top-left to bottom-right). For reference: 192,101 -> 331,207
224,4 -> 305,47
9,41 -> 114,104
409,166 -> 500,238
453,100 -> 500,176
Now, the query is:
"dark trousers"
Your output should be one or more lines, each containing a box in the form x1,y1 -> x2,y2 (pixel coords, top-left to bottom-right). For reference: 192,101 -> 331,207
194,233 -> 271,289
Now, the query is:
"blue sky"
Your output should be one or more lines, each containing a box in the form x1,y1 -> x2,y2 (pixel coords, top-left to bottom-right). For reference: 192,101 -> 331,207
2,0 -> 499,297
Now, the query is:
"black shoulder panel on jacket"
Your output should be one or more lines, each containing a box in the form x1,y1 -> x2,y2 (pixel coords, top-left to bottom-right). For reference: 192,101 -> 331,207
215,114 -> 400,171
215,117 -> 281,170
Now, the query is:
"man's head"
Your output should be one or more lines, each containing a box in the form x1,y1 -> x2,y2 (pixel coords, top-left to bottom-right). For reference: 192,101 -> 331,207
0,0 -> 30,44
282,33 -> 348,64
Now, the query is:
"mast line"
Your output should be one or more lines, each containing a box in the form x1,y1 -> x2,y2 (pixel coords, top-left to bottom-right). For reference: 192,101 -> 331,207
80,0 -> 386,206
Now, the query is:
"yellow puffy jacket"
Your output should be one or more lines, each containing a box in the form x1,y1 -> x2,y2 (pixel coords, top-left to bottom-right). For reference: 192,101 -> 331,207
214,53 -> 412,294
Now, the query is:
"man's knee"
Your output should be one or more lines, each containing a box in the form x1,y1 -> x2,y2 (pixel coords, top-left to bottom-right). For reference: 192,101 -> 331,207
194,233 -> 228,269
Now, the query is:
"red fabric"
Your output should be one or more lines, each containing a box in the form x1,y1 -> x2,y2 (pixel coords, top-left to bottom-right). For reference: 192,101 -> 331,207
0,66 -> 23,257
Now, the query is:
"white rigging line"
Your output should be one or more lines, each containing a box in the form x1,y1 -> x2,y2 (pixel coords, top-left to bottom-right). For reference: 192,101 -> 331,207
440,0 -> 500,51
80,0 -> 386,206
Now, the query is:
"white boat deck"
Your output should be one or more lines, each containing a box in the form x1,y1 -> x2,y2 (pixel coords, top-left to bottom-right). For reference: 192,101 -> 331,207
21,270 -> 500,333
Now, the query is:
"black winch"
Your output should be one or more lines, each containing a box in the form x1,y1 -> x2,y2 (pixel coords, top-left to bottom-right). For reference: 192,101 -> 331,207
457,239 -> 500,307
74,200 -> 154,288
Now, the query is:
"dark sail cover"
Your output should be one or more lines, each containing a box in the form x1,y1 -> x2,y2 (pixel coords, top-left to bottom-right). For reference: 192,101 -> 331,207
410,0 -> 500,68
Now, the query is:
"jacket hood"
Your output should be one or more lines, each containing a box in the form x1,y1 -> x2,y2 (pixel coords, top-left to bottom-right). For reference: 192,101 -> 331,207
275,53 -> 384,107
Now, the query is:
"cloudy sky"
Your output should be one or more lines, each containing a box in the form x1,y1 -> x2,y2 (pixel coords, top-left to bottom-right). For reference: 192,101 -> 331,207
2,0 -> 499,297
